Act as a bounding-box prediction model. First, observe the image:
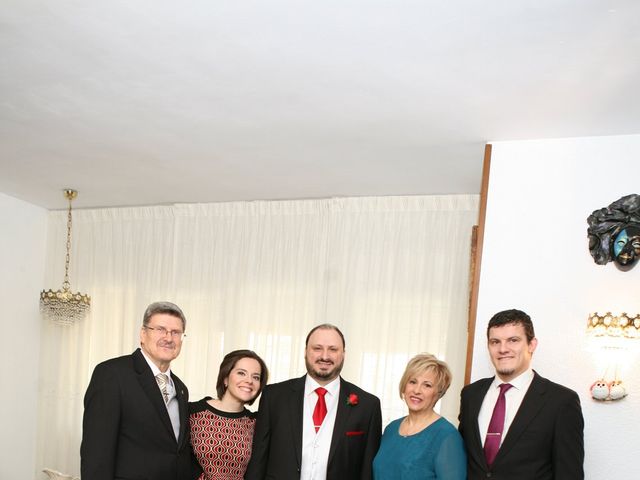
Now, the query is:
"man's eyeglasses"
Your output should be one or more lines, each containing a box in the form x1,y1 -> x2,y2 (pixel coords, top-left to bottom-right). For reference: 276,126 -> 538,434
143,325 -> 186,340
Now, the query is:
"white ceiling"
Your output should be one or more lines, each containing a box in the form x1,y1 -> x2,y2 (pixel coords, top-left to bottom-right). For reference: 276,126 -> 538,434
1,1 -> 639,210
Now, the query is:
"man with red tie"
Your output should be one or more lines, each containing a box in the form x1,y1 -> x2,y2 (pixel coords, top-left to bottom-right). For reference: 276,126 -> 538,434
458,309 -> 584,479
245,324 -> 382,480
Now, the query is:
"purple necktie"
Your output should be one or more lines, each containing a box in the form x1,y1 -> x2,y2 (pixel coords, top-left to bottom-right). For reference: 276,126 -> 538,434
484,383 -> 513,468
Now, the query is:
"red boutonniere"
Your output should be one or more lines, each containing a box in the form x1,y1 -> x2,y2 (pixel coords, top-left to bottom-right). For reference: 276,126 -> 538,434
346,393 -> 359,406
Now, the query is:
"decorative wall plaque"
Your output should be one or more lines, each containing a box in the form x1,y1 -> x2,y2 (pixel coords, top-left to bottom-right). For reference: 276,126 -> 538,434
587,194 -> 640,269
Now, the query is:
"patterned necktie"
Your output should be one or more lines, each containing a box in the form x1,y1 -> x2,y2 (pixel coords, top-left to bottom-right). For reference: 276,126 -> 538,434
156,373 -> 169,404
484,383 -> 513,468
312,387 -> 328,433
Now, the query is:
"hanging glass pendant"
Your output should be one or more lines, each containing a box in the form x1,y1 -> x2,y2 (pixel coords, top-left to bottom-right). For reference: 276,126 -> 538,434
40,189 -> 91,325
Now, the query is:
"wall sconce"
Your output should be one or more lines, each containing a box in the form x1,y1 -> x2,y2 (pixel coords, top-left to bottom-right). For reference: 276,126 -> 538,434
586,312 -> 640,401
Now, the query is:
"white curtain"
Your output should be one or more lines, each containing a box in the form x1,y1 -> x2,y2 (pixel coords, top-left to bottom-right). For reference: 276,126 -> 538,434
36,195 -> 478,477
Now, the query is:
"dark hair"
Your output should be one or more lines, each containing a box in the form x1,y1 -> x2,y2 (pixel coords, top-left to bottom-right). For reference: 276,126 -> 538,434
305,324 -> 346,349
487,309 -> 535,343
216,350 -> 269,405
143,301 -> 186,330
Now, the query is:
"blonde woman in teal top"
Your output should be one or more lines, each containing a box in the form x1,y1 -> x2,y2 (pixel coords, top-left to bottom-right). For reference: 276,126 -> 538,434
373,354 -> 466,480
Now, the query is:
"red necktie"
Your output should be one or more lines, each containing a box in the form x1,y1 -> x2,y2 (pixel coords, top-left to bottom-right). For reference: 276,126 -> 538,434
312,387 -> 328,433
484,383 -> 513,468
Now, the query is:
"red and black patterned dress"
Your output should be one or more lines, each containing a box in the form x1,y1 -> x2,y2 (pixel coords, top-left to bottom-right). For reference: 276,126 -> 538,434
189,397 -> 257,480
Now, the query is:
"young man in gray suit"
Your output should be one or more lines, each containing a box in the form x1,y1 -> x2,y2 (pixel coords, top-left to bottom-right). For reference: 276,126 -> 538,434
458,309 -> 584,479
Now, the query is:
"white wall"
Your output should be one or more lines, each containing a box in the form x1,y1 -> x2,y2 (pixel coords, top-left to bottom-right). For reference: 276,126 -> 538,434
473,134 -> 640,479
0,192 -> 47,480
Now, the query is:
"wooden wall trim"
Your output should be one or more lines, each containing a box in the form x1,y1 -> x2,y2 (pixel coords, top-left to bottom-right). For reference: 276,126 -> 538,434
464,144 -> 492,385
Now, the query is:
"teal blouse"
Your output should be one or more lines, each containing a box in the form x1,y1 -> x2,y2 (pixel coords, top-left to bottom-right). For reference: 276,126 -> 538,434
372,416 -> 467,480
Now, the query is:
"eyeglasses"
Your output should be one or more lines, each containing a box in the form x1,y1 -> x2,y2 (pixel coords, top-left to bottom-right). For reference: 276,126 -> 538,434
143,325 -> 186,340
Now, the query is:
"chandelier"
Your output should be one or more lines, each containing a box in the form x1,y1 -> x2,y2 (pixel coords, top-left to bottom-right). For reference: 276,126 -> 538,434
40,189 -> 91,325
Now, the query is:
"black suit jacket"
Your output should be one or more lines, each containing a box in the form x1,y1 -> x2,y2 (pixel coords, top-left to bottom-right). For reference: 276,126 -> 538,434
81,348 -> 192,480
245,375 -> 382,480
458,371 -> 584,480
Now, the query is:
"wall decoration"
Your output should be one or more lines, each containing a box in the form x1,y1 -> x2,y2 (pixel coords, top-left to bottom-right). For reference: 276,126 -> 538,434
587,194 -> 640,269
586,312 -> 638,401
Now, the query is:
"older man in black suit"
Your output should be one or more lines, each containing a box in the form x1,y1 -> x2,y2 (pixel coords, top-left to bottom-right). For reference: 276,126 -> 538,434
81,301 -> 191,480
458,309 -> 584,480
245,324 -> 382,480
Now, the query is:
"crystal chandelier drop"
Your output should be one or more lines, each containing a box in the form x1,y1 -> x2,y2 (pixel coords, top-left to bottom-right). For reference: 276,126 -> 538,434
40,189 -> 91,325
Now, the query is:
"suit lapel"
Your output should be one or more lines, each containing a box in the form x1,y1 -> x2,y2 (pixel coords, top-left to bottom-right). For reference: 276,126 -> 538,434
468,378 -> 493,469
173,373 -> 188,448
494,372 -> 547,465
290,376 -> 306,468
133,349 -> 177,443
327,378 -> 348,466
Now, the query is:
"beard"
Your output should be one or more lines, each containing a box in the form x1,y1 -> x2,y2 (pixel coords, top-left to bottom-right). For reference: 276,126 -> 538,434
305,356 -> 344,382
496,367 -> 515,377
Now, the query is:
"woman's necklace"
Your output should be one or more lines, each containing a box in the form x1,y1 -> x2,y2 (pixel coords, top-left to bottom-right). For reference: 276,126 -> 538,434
208,396 -> 244,413
399,411 -> 439,437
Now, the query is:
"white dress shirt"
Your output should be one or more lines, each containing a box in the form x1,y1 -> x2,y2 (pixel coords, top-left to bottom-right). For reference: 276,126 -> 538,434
140,349 -> 181,440
301,375 -> 341,480
478,368 -> 534,447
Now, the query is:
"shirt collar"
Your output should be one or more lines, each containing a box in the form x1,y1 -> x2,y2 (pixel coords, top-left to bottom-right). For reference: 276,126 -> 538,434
304,374 -> 341,397
140,348 -> 173,379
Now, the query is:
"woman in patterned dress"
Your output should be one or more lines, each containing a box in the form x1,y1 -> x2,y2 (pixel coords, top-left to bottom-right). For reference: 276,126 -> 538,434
189,350 -> 269,480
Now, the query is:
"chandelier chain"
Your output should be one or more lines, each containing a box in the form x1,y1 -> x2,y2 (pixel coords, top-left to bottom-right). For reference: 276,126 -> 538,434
63,193 -> 72,289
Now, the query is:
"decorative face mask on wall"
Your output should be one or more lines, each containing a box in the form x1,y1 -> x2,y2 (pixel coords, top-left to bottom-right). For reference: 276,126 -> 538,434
587,194 -> 640,269
612,226 -> 640,266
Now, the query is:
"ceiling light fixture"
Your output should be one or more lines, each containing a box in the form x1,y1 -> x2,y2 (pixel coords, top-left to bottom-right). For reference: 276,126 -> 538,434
40,189 -> 91,325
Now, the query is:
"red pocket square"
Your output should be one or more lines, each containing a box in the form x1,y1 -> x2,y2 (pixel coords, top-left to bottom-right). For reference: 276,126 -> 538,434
346,430 -> 365,436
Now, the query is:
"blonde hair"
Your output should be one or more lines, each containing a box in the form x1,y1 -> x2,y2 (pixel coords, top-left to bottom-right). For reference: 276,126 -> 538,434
399,353 -> 452,400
